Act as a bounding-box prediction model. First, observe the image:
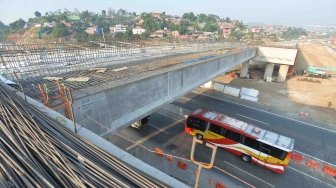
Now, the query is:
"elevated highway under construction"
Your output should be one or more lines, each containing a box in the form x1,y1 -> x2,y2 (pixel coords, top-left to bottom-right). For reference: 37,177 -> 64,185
0,41 -> 255,135
0,41 -> 255,187
0,41 -> 258,187
1,41 -> 336,187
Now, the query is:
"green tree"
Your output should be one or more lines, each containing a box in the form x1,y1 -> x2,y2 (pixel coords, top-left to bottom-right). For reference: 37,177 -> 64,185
182,12 -> 197,22
141,31 -> 150,39
0,21 -> 8,40
125,29 -> 134,40
117,9 -> 127,16
208,14 -> 220,20
230,29 -> 244,41
179,25 -> 189,35
225,17 -> 231,22
142,13 -> 156,32
160,12 -> 166,18
9,19 -> 26,30
204,22 -> 219,32
51,23 -> 69,38
74,31 -> 88,42
114,32 -> 125,40
191,22 -> 200,31
282,27 -> 307,40
107,7 -> 115,17
34,11 -> 42,18
101,10 -> 106,17
198,13 -> 207,22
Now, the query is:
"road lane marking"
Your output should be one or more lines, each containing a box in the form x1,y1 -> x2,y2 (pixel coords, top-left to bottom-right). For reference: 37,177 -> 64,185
148,123 -> 169,134
214,166 -> 256,188
236,113 -> 269,125
294,149 -> 336,167
180,96 -> 195,101
162,108 -> 336,187
223,161 -> 275,188
191,91 -> 336,134
288,166 -> 336,188
126,118 -> 183,151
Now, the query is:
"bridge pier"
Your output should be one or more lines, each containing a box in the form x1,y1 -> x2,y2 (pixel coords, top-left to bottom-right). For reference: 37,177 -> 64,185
277,64 -> 289,82
264,63 -> 274,80
240,61 -> 250,78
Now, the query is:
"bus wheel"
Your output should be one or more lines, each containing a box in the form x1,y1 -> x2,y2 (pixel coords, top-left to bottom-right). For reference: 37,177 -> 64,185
196,134 -> 203,140
241,154 -> 251,162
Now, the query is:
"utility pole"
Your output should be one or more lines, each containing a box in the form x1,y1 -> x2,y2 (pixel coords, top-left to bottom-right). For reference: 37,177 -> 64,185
101,27 -> 106,48
190,137 -> 217,188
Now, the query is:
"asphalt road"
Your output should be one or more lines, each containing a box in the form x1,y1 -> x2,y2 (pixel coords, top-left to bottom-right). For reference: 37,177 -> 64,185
108,91 -> 336,188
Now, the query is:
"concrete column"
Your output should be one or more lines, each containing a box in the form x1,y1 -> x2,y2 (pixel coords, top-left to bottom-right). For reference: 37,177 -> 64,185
263,63 -> 274,80
240,61 -> 249,78
277,64 -> 289,82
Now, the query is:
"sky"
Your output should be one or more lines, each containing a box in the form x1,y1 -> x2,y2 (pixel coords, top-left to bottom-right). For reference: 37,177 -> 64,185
0,0 -> 335,26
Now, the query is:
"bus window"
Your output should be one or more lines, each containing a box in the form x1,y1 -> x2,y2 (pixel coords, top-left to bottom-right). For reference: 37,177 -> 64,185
186,117 -> 207,132
225,129 -> 241,142
260,143 -> 287,160
243,136 -> 260,151
209,123 -> 225,136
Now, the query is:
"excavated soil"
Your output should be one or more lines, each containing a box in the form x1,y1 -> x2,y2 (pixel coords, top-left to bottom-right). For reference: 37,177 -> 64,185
214,44 -> 336,127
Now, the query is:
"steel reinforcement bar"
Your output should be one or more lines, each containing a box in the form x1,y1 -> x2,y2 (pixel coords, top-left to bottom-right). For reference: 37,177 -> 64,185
0,82 -> 167,188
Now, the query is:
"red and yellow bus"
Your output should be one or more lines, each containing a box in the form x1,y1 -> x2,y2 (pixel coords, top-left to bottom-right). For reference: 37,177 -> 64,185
185,109 -> 295,174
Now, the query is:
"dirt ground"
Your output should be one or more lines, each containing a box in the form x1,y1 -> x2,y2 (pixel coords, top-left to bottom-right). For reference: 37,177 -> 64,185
299,44 -> 336,67
214,44 -> 336,127
217,77 -> 336,126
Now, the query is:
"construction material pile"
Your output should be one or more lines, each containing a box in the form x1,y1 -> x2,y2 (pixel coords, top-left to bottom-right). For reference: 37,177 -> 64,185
0,83 -> 166,188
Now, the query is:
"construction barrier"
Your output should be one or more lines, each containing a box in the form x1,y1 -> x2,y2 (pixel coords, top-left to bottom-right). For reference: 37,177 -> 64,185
299,112 -> 309,117
208,178 -> 214,185
306,159 -> 320,170
216,181 -> 227,188
322,165 -> 336,177
291,153 -> 304,162
223,85 -> 240,97
154,147 -> 164,157
165,155 -> 173,162
177,161 -> 187,170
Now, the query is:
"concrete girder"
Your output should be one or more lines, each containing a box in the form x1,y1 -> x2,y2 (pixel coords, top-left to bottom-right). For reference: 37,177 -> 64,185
72,48 -> 257,136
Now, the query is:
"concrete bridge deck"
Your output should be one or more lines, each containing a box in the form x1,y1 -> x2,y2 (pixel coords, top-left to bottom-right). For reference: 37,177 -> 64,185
68,48 -> 257,135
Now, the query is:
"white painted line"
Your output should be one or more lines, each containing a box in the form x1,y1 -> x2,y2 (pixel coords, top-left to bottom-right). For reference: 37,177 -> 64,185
237,113 -> 269,125
288,166 -> 336,188
214,166 -> 256,188
192,91 -> 336,134
148,123 -> 169,134
180,96 -> 196,102
223,161 -> 275,188
294,149 -> 336,167
126,119 -> 183,151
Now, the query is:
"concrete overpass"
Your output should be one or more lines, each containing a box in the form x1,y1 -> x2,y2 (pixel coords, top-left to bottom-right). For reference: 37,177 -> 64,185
71,48 -> 257,136
240,46 -> 298,82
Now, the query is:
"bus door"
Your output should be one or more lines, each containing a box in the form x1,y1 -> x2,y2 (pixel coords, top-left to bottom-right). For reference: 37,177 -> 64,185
258,146 -> 271,165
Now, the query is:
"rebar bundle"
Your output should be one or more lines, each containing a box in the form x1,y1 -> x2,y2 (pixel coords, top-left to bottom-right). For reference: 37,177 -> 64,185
0,83 -> 166,188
